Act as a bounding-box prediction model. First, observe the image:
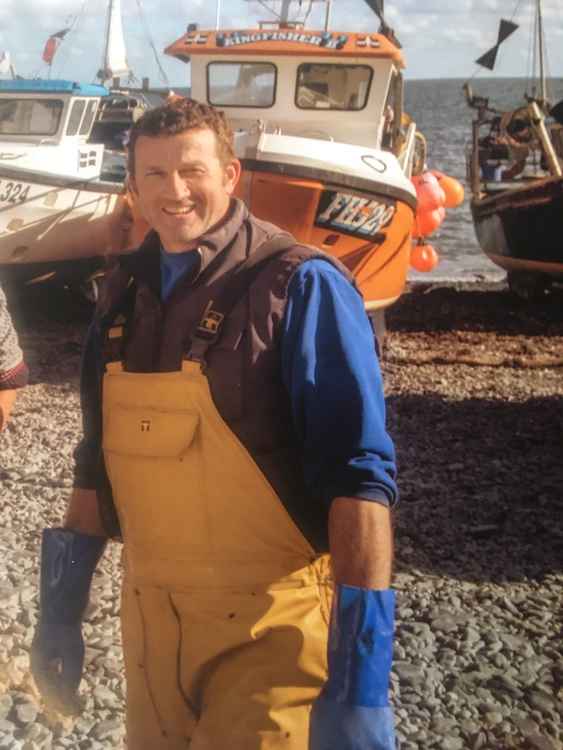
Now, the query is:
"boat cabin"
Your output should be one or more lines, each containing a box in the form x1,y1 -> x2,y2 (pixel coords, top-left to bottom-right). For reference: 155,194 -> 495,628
0,79 -> 109,178
165,27 -> 406,152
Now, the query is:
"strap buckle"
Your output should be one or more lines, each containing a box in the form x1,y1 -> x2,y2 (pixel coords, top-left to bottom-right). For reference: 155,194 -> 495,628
194,303 -> 224,342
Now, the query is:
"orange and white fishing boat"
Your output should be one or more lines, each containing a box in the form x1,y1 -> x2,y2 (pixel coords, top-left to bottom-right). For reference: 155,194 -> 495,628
165,0 -> 422,310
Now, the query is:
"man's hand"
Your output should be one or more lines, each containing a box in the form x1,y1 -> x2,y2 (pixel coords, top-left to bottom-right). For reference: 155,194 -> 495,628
0,388 -> 17,432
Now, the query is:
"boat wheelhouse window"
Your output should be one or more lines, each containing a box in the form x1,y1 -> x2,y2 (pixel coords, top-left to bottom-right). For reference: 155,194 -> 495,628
79,100 -> 98,136
0,98 -> 63,136
295,64 -> 373,111
66,99 -> 86,136
207,62 -> 277,108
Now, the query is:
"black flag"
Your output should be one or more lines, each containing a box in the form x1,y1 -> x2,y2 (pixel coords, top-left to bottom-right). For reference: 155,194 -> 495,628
362,0 -> 385,24
476,19 -> 519,71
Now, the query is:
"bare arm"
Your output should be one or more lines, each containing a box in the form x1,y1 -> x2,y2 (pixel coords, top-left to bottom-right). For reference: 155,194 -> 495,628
63,488 -> 107,537
328,497 -> 393,590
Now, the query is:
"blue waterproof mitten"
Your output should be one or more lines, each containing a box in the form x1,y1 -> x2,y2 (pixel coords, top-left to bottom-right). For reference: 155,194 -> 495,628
309,585 -> 396,750
31,528 -> 106,714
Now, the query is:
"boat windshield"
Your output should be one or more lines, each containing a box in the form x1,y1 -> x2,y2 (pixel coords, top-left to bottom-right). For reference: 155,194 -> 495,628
207,62 -> 277,108
295,64 -> 373,111
0,98 -> 64,136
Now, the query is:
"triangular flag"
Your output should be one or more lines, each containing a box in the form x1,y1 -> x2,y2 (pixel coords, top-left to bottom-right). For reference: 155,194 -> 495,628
475,18 -> 519,71
498,19 -> 519,44
476,47 -> 499,71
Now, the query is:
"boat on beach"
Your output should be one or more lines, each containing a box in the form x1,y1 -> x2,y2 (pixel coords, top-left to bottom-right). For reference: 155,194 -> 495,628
464,0 -> 563,299
0,0 -> 165,290
164,0 -> 422,311
0,79 -> 134,287
2,0 -> 436,310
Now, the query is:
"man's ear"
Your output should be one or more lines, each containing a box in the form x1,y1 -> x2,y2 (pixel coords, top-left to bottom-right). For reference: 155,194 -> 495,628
127,175 -> 138,195
224,159 -> 242,195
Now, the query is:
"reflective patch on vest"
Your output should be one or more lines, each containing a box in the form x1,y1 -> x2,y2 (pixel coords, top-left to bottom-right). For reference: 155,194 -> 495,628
108,325 -> 124,340
197,309 -> 224,339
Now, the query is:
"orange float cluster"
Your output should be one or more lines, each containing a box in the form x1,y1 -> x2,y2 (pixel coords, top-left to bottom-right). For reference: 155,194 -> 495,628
409,170 -> 465,272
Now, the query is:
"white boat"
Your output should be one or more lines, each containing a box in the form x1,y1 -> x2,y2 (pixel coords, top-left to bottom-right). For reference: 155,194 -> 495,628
0,79 -> 131,285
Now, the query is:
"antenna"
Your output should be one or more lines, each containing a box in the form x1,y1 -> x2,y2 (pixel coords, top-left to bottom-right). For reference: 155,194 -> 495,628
537,0 -> 547,103
242,0 -> 330,28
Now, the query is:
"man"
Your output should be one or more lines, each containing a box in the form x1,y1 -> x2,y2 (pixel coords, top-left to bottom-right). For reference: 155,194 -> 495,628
31,99 -> 398,750
0,284 -> 28,431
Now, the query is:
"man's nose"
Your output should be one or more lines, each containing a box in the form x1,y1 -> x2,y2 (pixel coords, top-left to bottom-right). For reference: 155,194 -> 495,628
164,172 -> 189,199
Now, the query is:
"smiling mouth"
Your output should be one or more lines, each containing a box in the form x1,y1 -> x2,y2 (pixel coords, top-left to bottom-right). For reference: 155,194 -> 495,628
162,205 -> 195,216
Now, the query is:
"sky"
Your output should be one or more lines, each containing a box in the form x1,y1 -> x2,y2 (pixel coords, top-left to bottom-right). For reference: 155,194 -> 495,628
0,0 -> 562,86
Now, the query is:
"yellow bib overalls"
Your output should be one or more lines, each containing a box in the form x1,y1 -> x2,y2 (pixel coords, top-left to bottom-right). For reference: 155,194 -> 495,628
102,359 -> 332,749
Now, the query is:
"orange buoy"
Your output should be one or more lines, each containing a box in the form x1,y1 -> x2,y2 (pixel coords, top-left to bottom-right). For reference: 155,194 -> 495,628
410,242 -> 439,272
413,206 -> 445,238
412,172 -> 446,212
431,170 -> 465,208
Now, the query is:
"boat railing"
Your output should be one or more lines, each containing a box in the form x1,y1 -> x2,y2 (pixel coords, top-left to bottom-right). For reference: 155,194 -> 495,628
528,101 -> 562,177
467,99 -> 563,197
396,120 -> 416,176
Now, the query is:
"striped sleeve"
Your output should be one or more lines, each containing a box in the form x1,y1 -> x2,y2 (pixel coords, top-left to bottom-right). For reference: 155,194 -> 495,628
0,285 -> 28,390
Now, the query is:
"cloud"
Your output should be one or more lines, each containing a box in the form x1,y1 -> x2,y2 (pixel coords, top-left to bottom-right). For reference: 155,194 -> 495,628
0,0 -> 561,83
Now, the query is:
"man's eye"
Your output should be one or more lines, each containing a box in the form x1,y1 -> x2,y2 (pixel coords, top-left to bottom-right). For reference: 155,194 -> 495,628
182,169 -> 205,178
145,170 -> 164,177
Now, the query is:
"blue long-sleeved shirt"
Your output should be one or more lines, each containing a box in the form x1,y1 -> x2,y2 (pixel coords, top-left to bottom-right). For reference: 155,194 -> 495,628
74,255 -> 397,509
282,260 -> 397,506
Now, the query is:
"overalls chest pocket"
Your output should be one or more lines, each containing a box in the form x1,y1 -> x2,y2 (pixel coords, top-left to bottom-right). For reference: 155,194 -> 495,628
104,403 -> 200,459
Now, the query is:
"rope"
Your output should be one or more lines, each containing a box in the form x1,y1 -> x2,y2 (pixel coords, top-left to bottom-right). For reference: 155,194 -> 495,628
256,0 -> 281,20
50,0 -> 88,79
134,0 -> 170,87
300,0 -> 315,25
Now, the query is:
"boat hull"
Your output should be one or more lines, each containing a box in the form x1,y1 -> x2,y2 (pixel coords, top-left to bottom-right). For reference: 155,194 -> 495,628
0,165 -> 140,281
236,164 -> 415,310
471,177 -> 563,280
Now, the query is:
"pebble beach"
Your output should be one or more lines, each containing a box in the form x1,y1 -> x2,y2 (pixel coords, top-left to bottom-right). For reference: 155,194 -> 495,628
0,281 -> 562,750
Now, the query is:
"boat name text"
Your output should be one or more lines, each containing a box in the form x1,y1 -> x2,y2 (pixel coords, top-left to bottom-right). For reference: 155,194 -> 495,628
316,191 -> 396,238
216,32 -> 348,50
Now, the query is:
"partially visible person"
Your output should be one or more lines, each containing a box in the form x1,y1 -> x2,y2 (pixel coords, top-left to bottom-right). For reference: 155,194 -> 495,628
0,284 -> 28,431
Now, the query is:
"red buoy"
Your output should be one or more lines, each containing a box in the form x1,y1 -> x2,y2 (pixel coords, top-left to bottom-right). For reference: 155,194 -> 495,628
410,242 -> 439,272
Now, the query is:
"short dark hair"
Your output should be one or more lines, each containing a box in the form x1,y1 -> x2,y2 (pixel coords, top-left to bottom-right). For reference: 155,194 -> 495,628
127,97 -> 235,178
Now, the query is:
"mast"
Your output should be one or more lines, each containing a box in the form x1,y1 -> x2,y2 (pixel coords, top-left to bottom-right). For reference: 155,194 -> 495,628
100,0 -> 113,82
98,0 -> 130,84
279,0 -> 292,24
324,0 -> 332,30
537,0 -> 547,103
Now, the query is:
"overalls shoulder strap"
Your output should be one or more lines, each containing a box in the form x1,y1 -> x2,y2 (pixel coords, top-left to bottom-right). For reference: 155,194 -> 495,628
186,233 -> 298,364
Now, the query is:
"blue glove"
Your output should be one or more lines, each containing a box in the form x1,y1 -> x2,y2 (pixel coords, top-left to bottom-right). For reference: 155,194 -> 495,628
31,528 -> 105,715
309,586 -> 396,750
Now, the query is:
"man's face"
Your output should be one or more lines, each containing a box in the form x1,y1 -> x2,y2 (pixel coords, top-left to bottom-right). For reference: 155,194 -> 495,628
131,127 -> 240,252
